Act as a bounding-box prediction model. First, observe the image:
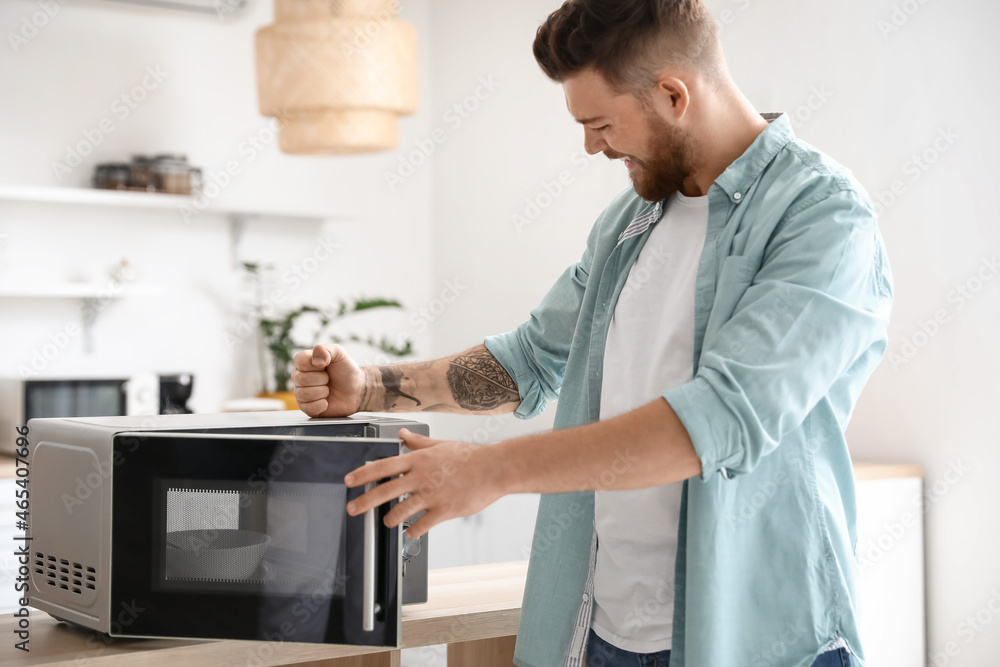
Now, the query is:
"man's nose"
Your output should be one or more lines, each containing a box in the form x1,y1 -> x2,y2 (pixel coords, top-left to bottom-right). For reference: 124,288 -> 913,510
583,127 -> 608,155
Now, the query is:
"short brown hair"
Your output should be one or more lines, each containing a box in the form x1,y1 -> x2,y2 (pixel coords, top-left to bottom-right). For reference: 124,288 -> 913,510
533,0 -> 725,95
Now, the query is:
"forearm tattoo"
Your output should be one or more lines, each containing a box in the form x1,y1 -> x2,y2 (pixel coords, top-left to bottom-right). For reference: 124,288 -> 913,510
446,349 -> 519,411
378,366 -> 422,410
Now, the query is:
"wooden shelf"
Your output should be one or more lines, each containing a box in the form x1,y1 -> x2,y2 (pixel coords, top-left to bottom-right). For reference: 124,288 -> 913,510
0,184 -> 334,222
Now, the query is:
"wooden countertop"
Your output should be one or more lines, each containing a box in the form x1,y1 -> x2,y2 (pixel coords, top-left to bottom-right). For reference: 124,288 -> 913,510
0,460 -> 926,665
0,454 -> 924,481
852,461 -> 924,481
1,561 -> 528,666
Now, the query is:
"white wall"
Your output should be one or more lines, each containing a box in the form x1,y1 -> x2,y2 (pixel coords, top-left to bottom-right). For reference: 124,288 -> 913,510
419,0 -> 629,571
0,0 -> 436,411
427,0 -> 1000,664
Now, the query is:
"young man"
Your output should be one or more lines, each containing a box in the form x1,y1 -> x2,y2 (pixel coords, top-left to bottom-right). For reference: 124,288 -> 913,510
292,1 -> 892,665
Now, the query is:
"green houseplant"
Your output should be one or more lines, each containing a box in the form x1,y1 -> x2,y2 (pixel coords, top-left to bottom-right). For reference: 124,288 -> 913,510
243,262 -> 412,408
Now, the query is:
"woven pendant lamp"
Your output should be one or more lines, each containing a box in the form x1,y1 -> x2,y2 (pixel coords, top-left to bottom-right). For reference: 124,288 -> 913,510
255,0 -> 419,154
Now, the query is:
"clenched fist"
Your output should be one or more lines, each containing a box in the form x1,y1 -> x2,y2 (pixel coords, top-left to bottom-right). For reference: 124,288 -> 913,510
292,344 -> 366,417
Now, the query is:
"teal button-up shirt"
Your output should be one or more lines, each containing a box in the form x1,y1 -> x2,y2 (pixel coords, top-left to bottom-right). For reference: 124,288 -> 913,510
484,113 -> 892,667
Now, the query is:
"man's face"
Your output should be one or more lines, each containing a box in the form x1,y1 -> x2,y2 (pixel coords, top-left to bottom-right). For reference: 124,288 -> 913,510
563,68 -> 697,202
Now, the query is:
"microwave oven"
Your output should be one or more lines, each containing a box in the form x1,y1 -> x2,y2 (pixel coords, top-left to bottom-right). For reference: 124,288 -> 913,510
0,373 -> 195,455
25,410 -> 429,647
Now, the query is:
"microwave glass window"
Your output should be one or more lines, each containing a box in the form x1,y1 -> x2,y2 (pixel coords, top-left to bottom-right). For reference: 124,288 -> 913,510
25,380 -> 125,419
111,433 -> 400,646
161,481 -> 348,597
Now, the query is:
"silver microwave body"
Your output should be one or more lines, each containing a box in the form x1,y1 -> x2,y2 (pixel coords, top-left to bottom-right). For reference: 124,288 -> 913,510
26,411 -> 429,647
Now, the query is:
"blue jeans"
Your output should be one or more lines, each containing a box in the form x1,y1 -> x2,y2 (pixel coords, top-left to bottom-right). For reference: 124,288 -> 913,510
585,628 -> 851,666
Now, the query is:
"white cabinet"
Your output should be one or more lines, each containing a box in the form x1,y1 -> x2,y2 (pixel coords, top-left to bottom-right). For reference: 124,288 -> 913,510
855,466 -> 925,667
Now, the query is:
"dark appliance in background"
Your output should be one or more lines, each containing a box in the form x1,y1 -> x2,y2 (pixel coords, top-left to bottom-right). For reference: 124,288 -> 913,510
159,373 -> 194,414
0,373 -> 196,454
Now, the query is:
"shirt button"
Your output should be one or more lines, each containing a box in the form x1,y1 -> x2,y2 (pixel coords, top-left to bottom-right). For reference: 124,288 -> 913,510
734,192 -> 742,200
582,593 -> 590,602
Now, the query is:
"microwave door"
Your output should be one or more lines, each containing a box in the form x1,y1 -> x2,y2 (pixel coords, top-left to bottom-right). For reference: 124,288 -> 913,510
109,432 -> 402,648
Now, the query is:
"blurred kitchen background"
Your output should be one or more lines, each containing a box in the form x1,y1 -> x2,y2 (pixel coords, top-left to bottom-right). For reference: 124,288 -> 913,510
0,0 -> 997,665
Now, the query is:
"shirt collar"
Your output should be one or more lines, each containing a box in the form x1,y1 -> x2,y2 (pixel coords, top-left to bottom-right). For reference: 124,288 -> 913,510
616,200 -> 664,245
712,112 -> 795,204
616,112 -> 794,245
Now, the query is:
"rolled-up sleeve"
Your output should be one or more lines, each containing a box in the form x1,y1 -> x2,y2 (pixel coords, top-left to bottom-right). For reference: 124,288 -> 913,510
484,214 -> 603,420
662,189 -> 893,479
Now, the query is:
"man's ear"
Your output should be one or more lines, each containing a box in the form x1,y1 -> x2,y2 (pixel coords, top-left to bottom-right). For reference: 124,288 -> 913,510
650,74 -> 690,120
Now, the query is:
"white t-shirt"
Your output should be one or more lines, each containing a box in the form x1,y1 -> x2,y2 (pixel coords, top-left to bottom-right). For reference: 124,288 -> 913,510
592,191 -> 709,653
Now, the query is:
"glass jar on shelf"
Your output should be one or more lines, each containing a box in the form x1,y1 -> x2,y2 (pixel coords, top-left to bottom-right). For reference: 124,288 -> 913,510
153,154 -> 192,195
93,163 -> 131,190
129,155 -> 157,191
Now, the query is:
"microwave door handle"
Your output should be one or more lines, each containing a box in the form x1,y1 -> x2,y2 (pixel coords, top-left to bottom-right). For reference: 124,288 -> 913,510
363,474 -> 377,632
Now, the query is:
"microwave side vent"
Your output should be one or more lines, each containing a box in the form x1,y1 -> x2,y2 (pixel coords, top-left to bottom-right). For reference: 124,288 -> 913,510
33,552 -> 98,597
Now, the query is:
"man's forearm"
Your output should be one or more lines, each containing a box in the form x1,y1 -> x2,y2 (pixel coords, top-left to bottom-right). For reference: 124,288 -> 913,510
491,397 -> 703,493
358,344 -> 521,415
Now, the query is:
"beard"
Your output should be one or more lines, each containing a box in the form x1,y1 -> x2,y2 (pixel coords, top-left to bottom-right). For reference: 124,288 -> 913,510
605,112 -> 698,202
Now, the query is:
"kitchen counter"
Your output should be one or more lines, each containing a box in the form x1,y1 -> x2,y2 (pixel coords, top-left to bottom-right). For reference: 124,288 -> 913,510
0,459 -> 924,666
1,561 -> 526,666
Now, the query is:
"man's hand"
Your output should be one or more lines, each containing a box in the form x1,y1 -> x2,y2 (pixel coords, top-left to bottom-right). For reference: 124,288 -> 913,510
343,429 -> 507,539
292,344 -> 365,417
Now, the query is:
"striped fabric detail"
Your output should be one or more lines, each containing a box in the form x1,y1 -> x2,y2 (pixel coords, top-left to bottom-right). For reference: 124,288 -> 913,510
565,528 -> 599,667
616,201 -> 663,245
823,635 -> 849,651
